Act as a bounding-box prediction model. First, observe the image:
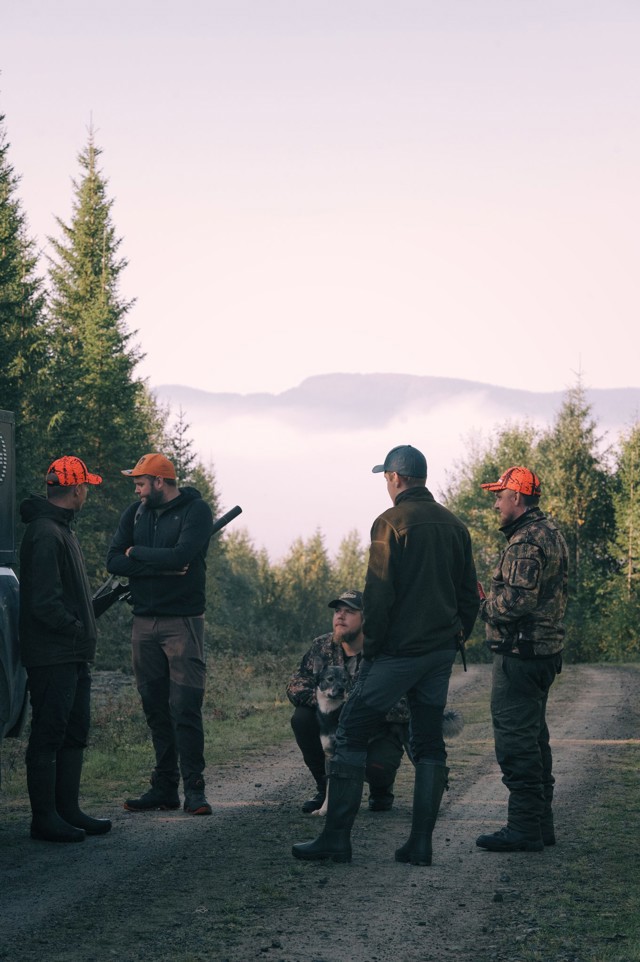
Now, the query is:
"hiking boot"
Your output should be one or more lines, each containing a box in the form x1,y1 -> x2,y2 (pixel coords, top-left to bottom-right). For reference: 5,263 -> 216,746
301,788 -> 326,814
183,775 -> 212,815
476,825 -> 543,852
368,790 -> 394,812
124,774 -> 180,812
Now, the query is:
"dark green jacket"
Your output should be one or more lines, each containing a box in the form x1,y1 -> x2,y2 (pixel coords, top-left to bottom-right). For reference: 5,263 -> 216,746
480,507 -> 568,658
18,496 -> 97,668
362,487 -> 479,659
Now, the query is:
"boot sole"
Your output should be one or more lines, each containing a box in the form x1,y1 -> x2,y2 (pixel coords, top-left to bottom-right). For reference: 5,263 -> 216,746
476,840 -> 544,852
123,802 -> 180,812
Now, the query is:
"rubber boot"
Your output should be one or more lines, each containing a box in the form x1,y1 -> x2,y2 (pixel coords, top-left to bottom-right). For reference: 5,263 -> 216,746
368,782 -> 395,812
27,753 -> 86,843
56,748 -> 112,835
395,762 -> 449,866
292,761 -> 364,863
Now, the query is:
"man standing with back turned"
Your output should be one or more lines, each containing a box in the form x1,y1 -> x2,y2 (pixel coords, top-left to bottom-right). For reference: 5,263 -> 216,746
106,453 -> 214,815
476,466 -> 568,852
292,444 -> 479,865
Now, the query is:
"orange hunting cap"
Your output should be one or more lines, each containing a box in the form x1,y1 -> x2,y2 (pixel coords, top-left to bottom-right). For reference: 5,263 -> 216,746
480,466 -> 541,497
121,453 -> 177,480
46,456 -> 102,486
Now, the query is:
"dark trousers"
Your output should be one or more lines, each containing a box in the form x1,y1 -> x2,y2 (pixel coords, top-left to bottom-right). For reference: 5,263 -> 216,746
291,704 -> 406,790
491,654 -> 561,834
334,648 -> 456,768
132,615 -> 207,782
26,662 -> 91,760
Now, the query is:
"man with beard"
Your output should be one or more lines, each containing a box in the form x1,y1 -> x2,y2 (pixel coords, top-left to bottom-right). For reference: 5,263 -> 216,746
106,453 -> 214,816
287,590 -> 409,813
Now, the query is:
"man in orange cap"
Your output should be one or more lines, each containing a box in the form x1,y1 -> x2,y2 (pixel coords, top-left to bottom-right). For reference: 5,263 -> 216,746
476,466 -> 568,852
107,453 -> 214,816
19,456 -> 111,842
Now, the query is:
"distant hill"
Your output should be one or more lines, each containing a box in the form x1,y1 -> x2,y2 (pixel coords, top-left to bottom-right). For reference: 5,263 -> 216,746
153,375 -> 640,559
155,374 -> 640,433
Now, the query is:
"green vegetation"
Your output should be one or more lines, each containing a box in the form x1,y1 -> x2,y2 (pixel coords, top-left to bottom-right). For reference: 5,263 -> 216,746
1,107 -> 639,665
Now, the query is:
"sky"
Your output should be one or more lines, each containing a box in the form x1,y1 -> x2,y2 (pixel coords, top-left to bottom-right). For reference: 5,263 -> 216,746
2,1 -> 640,557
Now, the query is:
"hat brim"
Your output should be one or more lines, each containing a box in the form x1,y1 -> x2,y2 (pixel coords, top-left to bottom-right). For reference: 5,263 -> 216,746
371,464 -> 386,474
480,482 -> 504,491
328,600 -> 362,611
85,473 -> 103,485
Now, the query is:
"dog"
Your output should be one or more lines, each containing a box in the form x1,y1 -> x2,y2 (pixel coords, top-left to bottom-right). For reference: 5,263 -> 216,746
312,659 -> 352,816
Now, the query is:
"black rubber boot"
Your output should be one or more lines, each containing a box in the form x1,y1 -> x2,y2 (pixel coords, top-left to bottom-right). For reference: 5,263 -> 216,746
476,825 -> 544,852
541,783 -> 555,846
124,770 -> 180,812
395,762 -> 449,866
56,749 -> 112,835
292,762 -> 364,863
27,754 -> 86,843
301,777 -> 327,814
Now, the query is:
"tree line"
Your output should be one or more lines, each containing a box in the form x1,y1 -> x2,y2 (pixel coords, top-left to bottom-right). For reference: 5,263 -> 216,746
2,113 -> 638,666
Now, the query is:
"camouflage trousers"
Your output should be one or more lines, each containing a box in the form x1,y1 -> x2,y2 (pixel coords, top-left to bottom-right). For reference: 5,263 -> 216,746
491,653 -> 562,835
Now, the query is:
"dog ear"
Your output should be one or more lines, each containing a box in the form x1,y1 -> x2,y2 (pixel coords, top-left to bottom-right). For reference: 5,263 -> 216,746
312,655 -> 326,677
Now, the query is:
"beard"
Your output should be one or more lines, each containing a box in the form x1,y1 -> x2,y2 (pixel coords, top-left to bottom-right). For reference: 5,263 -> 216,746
143,489 -> 164,509
334,627 -> 361,645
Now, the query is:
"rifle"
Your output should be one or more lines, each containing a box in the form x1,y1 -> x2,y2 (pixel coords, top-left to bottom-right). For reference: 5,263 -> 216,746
93,504 -> 243,618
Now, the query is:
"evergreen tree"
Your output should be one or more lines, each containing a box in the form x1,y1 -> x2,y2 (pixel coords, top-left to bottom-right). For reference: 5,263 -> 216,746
537,381 -> 615,660
331,529 -> 368,595
276,530 -> 333,646
599,423 -> 640,659
46,128 -> 160,578
0,113 -> 49,497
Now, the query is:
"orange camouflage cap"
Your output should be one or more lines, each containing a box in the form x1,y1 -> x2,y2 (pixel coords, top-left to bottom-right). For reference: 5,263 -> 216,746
480,466 -> 541,496
46,456 -> 102,486
121,453 -> 177,479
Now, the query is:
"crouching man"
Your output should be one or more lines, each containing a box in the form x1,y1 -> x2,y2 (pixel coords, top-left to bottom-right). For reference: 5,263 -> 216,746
287,590 -> 408,814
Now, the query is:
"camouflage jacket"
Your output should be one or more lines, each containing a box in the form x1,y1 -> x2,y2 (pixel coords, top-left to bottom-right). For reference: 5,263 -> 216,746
480,507 -> 568,658
286,632 -> 410,724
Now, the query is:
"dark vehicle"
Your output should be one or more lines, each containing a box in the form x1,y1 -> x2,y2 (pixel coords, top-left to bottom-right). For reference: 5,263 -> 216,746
0,412 -> 27,779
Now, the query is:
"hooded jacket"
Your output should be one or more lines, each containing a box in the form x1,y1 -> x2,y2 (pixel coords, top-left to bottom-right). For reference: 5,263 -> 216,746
362,487 -> 479,659
18,495 -> 97,667
106,487 -> 214,616
480,506 -> 568,658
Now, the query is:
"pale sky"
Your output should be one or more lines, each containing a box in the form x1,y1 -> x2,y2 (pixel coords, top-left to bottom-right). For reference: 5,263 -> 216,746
3,2 -> 640,558
2,0 -> 639,398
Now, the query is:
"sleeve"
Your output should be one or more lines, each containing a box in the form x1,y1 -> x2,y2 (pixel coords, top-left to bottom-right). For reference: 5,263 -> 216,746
106,504 -> 156,578
27,531 -> 81,636
127,500 -> 214,570
457,531 -> 480,640
480,541 -> 545,628
286,642 -> 320,708
362,518 -> 399,659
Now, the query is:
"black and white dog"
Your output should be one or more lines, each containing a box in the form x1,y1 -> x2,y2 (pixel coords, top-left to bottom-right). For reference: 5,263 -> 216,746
312,659 -> 352,816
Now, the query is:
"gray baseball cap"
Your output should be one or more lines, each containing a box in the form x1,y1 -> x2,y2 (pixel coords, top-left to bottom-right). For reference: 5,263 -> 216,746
372,445 -> 427,479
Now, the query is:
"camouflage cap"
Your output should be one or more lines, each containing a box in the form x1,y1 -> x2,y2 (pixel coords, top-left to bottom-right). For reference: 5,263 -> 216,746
46,456 -> 102,486
481,466 -> 541,496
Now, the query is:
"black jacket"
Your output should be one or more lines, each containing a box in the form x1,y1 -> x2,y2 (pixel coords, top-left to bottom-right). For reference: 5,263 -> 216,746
106,487 -> 214,616
363,487 -> 479,659
18,496 -> 97,668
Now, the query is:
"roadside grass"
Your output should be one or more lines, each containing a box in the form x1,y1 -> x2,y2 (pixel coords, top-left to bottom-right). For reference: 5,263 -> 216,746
0,650 -> 296,816
517,745 -> 640,962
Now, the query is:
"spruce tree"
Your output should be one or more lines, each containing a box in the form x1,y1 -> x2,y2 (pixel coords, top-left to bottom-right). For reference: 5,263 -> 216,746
46,128 -> 161,578
0,112 -> 49,497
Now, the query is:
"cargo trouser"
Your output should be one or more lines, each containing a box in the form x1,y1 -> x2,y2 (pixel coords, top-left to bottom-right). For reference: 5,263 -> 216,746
491,653 -> 562,835
132,615 -> 207,783
334,648 -> 456,768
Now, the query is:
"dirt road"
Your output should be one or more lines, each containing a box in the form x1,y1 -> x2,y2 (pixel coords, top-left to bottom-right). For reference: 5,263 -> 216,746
1,664 -> 638,962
